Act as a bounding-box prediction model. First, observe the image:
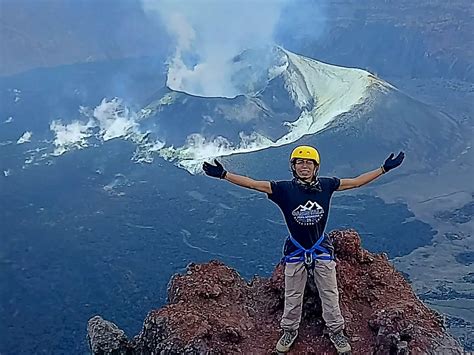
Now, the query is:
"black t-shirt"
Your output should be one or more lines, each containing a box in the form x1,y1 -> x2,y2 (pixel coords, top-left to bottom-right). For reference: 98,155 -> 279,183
267,177 -> 340,256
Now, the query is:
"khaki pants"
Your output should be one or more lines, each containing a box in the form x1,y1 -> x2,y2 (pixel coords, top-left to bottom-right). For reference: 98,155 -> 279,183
280,260 -> 344,333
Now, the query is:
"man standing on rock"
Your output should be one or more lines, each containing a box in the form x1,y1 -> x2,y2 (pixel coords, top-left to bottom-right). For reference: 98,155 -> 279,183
202,145 -> 404,354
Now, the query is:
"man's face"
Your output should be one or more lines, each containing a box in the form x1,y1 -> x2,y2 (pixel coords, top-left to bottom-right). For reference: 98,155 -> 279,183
294,159 -> 317,180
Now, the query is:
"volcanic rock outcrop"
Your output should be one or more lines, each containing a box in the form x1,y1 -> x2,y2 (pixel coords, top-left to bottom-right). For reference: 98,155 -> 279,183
87,230 -> 463,354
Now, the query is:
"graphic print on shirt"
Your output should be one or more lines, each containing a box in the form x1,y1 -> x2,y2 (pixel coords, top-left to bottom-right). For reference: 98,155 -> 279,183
291,200 -> 325,226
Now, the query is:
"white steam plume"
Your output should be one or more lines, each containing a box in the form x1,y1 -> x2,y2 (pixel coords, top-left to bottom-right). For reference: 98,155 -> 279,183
142,0 -> 287,98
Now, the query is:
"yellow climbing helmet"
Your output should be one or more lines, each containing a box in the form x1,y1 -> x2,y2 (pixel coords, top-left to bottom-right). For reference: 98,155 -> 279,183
290,145 -> 320,165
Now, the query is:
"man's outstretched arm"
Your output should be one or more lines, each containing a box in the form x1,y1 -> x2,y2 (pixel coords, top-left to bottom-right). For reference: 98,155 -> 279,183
202,159 -> 272,194
337,152 -> 405,191
225,172 -> 272,193
338,167 -> 384,191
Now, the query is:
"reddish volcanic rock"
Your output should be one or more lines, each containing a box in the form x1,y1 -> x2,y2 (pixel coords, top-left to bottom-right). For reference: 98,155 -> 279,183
88,229 -> 462,354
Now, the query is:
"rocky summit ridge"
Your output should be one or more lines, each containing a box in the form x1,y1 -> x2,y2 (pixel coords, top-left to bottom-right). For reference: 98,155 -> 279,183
87,230 -> 463,354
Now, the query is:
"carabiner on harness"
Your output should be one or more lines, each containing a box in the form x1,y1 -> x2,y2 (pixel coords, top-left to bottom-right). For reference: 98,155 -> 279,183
282,233 -> 333,265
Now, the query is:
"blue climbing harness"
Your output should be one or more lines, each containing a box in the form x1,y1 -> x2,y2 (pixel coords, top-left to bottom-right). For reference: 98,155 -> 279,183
282,233 -> 333,266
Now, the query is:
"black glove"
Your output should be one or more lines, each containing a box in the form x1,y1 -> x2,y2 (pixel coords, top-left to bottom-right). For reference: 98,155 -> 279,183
202,159 -> 227,179
382,152 -> 405,173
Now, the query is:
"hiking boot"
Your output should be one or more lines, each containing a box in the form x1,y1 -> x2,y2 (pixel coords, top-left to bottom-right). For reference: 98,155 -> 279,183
329,331 -> 351,354
275,329 -> 298,353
